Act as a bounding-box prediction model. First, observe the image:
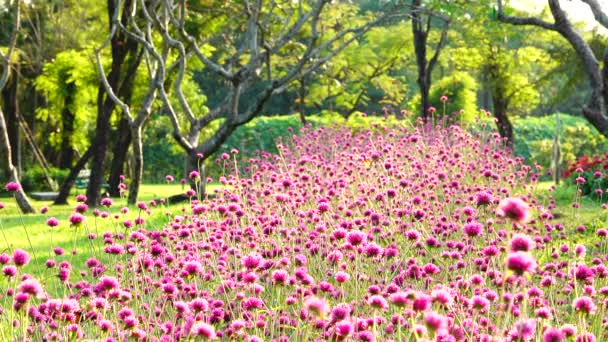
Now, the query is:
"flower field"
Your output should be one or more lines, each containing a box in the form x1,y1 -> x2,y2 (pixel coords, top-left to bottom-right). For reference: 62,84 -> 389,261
0,122 -> 606,341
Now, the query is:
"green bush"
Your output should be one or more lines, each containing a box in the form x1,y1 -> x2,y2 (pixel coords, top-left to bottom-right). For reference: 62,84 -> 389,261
20,166 -> 69,192
512,114 -> 608,172
428,71 -> 478,123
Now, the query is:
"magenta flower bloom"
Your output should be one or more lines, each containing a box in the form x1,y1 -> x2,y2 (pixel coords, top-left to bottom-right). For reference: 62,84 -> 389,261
5,182 -> 20,192
165,175 -> 175,182
496,197 -> 531,224
69,213 -> 85,226
573,296 -> 597,315
412,293 -> 432,312
46,217 -> 60,227
2,265 -> 17,277
100,197 -> 113,207
334,320 -> 354,338
190,322 -> 216,339
189,171 -> 200,180
463,221 -> 483,237
424,312 -> 448,335
12,249 -> 30,267
272,269 -> 289,285
543,328 -> 565,342
367,295 -> 388,310
304,296 -> 329,318
18,278 -> 45,299
510,234 -> 535,252
507,252 -> 537,276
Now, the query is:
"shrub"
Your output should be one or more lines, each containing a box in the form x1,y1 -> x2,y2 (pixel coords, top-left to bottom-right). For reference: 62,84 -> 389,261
564,153 -> 608,198
20,166 -> 69,192
513,113 -> 608,172
428,71 -> 478,123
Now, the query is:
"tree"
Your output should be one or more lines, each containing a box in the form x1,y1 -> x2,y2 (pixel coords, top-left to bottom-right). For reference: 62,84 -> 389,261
306,21 -> 412,118
0,0 -> 34,213
97,0 -> 406,201
497,0 -> 608,138
411,0 -> 450,119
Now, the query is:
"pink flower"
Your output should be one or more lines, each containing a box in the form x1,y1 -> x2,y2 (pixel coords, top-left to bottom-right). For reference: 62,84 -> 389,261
5,182 -> 20,192
507,252 -> 537,275
440,95 -> 448,102
189,171 -> 200,180
496,197 -> 531,224
69,213 -> 85,226
18,278 -> 45,299
12,249 -> 30,267
424,312 -> 448,335
46,217 -> 60,227
510,234 -> 535,252
367,295 -> 388,310
573,296 -> 596,315
190,322 -> 216,339
304,296 -> 329,318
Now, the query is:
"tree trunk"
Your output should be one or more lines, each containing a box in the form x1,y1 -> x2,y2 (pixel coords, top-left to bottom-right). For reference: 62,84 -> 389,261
1,71 -> 21,175
59,82 -> 76,169
411,0 -> 429,119
54,144 -> 94,205
86,0 -> 136,207
493,104 -> 514,147
108,117 -> 132,197
185,149 -> 205,197
0,109 -> 34,213
127,126 -> 143,204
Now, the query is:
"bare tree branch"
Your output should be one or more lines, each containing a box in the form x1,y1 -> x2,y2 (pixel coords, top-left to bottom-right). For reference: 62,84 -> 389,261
0,0 -> 20,89
496,0 -> 557,30
581,0 -> 608,30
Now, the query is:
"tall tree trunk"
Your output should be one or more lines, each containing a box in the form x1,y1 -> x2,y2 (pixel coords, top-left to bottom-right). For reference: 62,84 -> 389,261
411,0 -> 449,120
1,71 -> 21,175
54,145 -> 94,205
128,126 -> 143,204
108,117 -> 132,197
493,100 -> 514,147
59,82 -> 76,169
0,109 -> 34,213
86,0 -> 135,207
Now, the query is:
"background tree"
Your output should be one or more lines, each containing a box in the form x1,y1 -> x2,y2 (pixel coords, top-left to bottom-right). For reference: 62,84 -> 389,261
95,0 -> 406,201
497,0 -> 608,138
411,0 -> 450,119
0,0 -> 34,213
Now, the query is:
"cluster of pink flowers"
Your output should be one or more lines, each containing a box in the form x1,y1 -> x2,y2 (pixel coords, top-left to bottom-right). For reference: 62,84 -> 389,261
0,121 -> 602,341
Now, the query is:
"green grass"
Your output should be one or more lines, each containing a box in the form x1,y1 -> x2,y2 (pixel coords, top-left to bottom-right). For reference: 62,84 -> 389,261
0,183 -> 223,282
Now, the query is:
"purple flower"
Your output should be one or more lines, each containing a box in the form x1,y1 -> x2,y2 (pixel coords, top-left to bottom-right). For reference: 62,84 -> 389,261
5,182 -> 20,192
507,252 -> 537,276
46,217 -> 60,227
18,278 -> 45,299
463,221 -> 483,237
367,295 -> 388,310
573,296 -> 596,315
69,213 -> 85,226
12,249 -> 30,267
510,234 -> 535,252
543,328 -> 565,342
304,296 -> 329,318
496,197 -> 531,224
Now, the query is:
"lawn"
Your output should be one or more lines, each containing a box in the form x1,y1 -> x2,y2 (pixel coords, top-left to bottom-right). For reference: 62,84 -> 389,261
0,183 -> 223,278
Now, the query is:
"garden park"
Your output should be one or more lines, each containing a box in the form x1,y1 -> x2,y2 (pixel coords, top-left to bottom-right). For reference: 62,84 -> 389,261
2,0 -> 608,341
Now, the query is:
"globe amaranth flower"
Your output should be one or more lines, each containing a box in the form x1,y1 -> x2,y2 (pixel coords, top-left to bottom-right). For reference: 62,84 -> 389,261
496,197 -> 531,224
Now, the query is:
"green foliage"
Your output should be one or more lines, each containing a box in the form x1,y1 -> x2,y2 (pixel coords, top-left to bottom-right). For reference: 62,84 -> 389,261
513,114 -> 608,170
428,71 -> 478,123
20,167 -> 70,192
305,21 -> 411,115
34,49 -> 97,153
